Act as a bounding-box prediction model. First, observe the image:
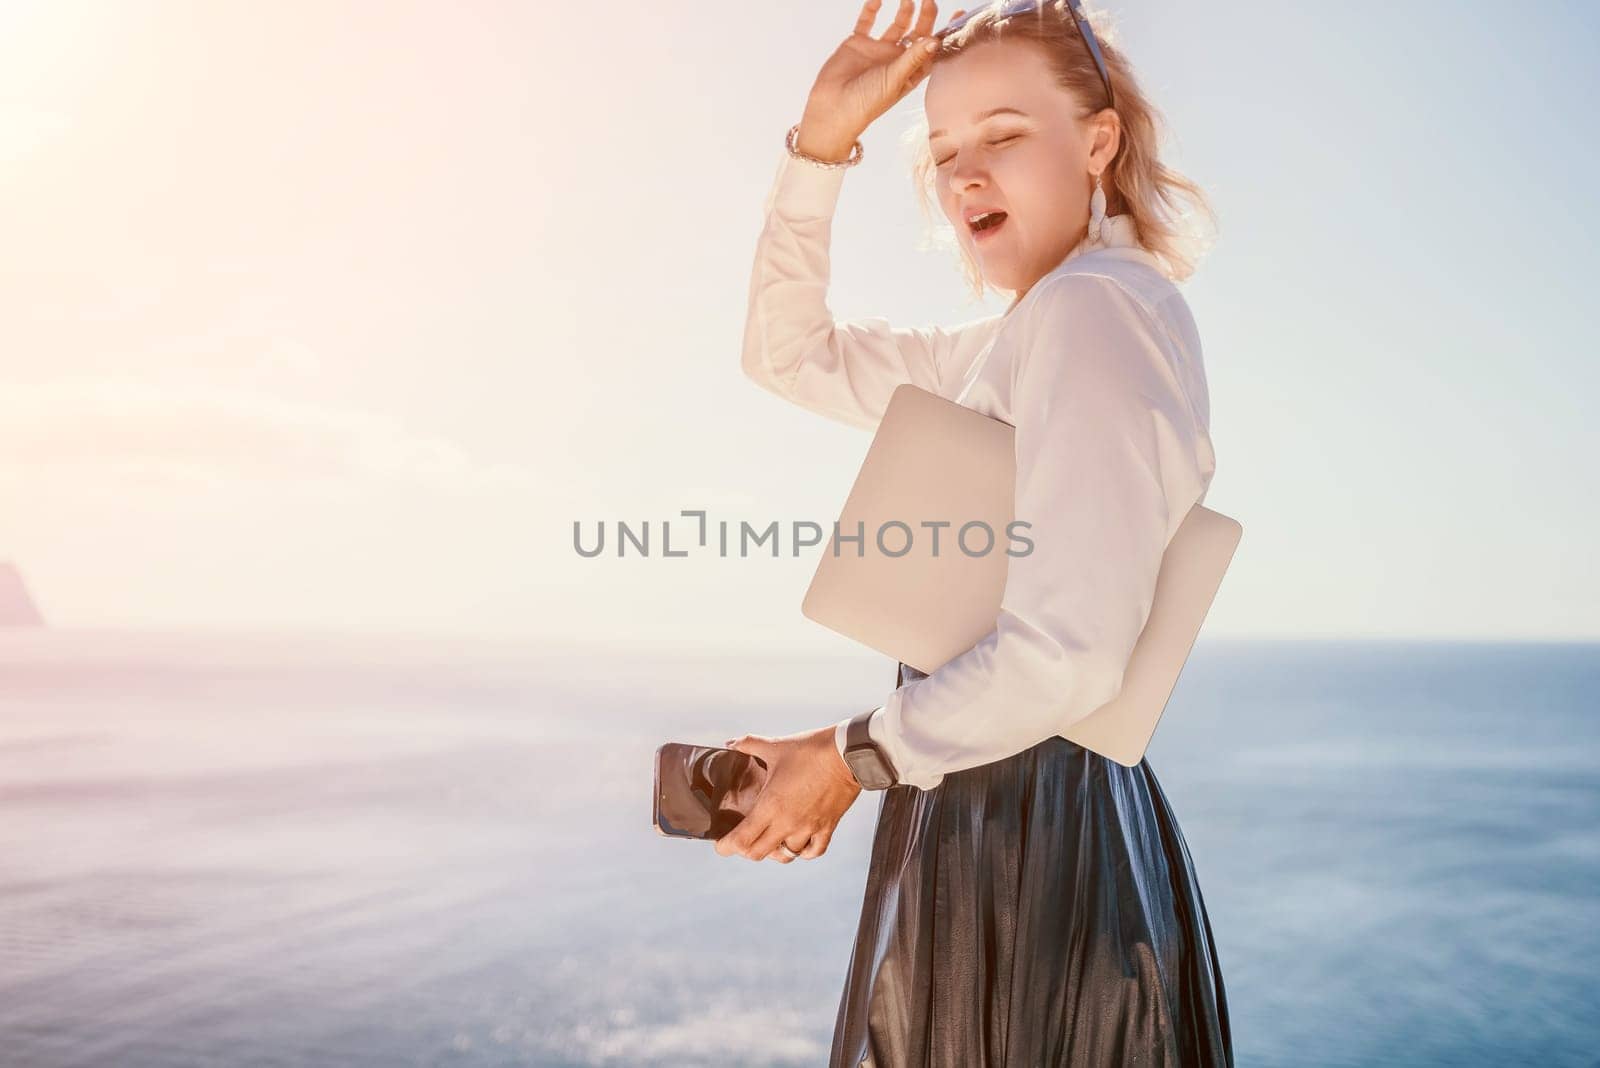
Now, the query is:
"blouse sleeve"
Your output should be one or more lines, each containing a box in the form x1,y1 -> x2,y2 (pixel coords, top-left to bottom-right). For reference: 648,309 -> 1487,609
740,148 -> 1000,432
835,272 -> 1213,789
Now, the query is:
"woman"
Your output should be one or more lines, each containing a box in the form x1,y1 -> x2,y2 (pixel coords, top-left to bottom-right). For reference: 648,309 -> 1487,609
714,0 -> 1233,1063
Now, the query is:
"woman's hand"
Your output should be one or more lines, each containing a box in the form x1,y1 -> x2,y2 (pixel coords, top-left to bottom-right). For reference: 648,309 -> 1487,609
795,0 -> 945,162
714,724 -> 863,863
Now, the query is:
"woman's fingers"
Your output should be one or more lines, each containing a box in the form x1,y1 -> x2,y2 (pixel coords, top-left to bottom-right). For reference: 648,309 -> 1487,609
877,0 -> 940,47
875,0 -> 916,42
853,0 -> 884,37
715,785 -> 774,859
890,32 -> 940,90
715,810 -> 768,858
850,0 -> 940,50
799,828 -> 832,860
717,786 -> 784,860
764,828 -> 819,864
711,731 -> 845,863
747,819 -> 801,863
725,734 -> 774,764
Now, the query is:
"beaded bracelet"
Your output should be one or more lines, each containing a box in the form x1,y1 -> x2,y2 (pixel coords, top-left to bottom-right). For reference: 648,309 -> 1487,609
785,122 -> 864,169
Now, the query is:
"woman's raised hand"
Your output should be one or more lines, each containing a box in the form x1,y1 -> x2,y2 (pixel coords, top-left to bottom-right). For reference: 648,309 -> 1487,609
794,0 -> 944,162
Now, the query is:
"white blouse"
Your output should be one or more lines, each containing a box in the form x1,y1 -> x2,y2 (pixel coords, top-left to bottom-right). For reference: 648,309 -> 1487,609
741,146 -> 1217,790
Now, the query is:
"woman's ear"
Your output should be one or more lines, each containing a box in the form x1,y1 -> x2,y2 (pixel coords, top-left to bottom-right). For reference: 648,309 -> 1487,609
1088,109 -> 1121,172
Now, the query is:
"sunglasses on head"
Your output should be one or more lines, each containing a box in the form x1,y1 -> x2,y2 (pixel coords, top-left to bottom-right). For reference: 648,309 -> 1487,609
933,0 -> 1115,110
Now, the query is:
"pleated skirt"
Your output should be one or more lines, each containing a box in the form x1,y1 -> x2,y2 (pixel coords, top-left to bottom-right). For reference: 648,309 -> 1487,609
829,662 -> 1234,1068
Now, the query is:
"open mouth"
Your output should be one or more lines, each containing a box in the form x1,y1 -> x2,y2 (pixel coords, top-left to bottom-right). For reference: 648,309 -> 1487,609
968,210 -> 1008,240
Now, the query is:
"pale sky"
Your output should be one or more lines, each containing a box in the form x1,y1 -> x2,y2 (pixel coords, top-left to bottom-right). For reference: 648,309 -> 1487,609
1,0 -> 1595,649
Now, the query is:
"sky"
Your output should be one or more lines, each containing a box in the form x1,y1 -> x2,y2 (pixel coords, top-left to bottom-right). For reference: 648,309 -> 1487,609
1,0 -> 1596,649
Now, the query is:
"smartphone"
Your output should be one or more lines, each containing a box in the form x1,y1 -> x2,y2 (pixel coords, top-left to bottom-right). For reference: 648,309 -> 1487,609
653,742 -> 770,841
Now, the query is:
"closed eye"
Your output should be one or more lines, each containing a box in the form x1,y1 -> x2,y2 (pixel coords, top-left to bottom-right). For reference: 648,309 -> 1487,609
933,133 -> 1023,168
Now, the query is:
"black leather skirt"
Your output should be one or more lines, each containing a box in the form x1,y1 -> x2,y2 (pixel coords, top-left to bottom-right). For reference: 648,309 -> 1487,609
829,662 -> 1234,1067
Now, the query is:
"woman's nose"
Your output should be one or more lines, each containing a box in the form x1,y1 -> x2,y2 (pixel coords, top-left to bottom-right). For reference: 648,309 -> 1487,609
948,165 -> 988,197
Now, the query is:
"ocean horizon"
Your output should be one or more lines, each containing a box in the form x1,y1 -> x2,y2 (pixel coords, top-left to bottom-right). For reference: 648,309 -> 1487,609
0,629 -> 1594,1067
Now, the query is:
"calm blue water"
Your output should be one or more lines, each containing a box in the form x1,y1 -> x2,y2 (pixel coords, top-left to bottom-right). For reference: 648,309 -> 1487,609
0,630 -> 1595,1067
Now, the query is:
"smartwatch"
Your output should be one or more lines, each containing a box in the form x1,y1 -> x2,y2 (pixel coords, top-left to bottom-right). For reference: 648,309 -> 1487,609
843,708 -> 899,790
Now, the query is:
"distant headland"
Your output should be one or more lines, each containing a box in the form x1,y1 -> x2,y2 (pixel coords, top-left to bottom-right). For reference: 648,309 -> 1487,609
0,562 -> 45,627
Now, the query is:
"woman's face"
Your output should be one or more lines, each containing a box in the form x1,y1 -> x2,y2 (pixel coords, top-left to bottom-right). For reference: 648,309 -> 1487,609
925,39 -> 1118,302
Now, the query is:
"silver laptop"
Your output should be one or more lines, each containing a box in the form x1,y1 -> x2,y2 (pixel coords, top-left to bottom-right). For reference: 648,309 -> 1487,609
801,383 -> 1242,767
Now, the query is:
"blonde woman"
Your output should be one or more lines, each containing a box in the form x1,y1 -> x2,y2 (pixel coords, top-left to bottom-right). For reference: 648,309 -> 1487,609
716,0 -> 1233,1062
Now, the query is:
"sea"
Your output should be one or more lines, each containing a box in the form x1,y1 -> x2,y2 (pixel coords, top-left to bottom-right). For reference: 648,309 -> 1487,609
0,630 -> 1594,1068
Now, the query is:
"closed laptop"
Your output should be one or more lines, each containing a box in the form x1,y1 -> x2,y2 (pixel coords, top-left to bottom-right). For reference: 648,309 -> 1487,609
801,383 -> 1242,766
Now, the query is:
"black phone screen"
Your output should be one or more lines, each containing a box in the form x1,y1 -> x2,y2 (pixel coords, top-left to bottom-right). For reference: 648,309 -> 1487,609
653,743 -> 770,841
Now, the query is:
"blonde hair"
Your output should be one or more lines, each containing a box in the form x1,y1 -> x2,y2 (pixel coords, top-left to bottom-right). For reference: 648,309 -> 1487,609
901,0 -> 1217,299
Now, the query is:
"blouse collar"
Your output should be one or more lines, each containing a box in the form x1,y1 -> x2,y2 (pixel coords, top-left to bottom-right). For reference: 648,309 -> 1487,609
1002,213 -> 1152,318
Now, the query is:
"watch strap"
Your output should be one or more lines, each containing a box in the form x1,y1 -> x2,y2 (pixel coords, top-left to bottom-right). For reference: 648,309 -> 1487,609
844,707 -> 898,789
846,707 -> 876,752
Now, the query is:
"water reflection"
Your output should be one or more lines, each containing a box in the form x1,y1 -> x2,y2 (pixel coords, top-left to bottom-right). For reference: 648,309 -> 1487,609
0,631 -> 1594,1066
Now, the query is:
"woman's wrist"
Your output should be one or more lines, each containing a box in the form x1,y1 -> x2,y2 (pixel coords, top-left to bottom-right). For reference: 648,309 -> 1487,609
814,721 -> 862,793
791,116 -> 862,166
